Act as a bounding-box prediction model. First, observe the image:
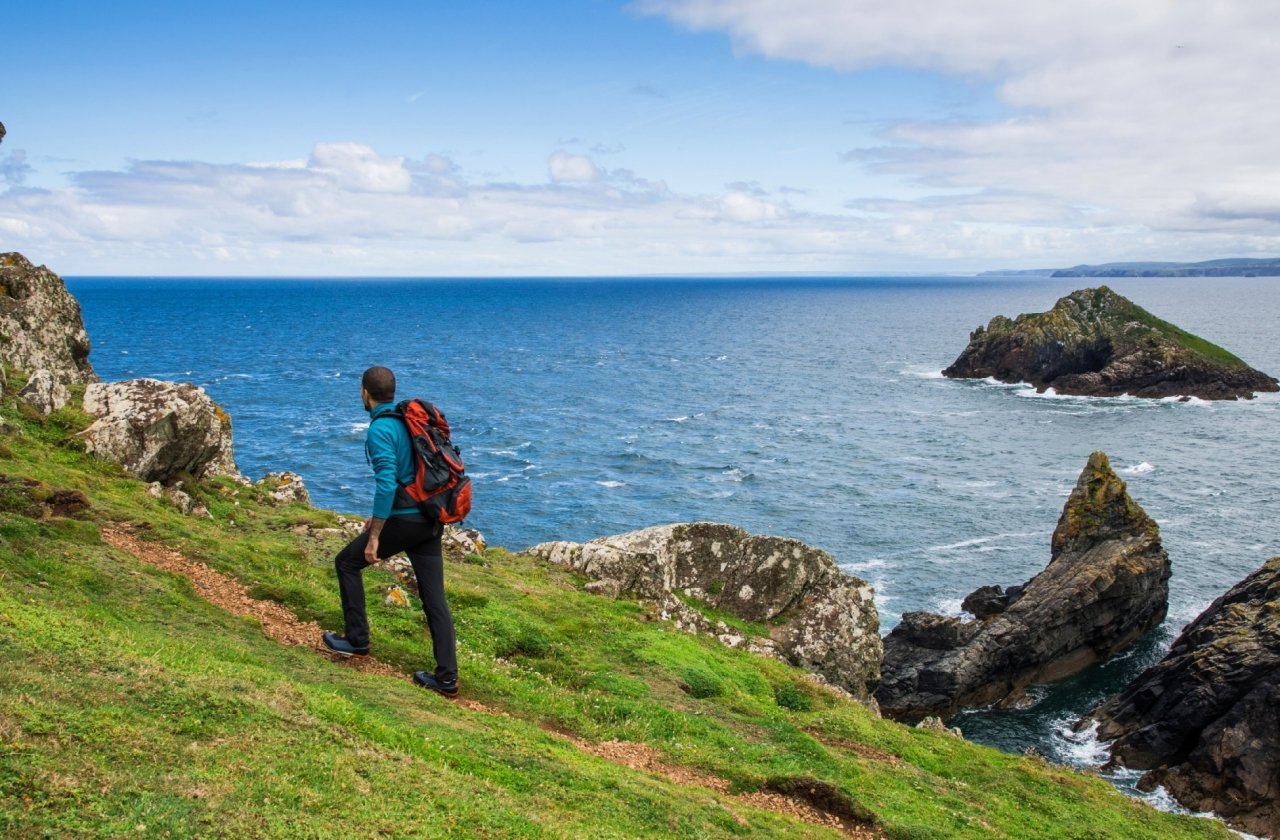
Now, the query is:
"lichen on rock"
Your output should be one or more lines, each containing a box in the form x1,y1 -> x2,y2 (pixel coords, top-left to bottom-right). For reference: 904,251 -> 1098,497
0,253 -> 98,387
81,378 -> 241,483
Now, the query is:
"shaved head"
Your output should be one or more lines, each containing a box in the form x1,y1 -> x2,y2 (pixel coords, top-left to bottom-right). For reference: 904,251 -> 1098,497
361,366 -> 396,404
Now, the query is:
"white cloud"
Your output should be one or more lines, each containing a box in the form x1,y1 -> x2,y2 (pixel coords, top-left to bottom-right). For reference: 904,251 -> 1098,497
308,143 -> 412,193
640,0 -> 1280,250
548,151 -> 603,183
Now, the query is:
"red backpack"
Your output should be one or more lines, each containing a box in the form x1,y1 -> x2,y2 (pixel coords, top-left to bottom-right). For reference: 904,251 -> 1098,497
385,399 -> 472,524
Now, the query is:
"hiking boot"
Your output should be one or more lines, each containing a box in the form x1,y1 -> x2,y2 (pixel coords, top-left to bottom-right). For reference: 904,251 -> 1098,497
414,671 -> 459,698
322,631 -> 369,657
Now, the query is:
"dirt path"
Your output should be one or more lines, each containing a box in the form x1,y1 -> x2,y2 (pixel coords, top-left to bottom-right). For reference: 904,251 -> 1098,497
102,526 -> 879,838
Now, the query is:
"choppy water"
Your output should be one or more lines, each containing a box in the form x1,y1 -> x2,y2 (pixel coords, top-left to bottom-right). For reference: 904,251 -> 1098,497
69,275 -> 1280,791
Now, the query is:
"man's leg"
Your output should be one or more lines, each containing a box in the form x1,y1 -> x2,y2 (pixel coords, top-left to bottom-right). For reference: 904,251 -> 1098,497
405,530 -> 457,682
334,531 -> 372,649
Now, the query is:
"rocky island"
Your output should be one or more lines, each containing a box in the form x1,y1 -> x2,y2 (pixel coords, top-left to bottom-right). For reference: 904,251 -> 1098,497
943,286 -> 1278,399
877,452 -> 1170,721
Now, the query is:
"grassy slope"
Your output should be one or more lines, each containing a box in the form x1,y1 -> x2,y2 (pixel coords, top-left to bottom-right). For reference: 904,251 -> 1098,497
0,397 -> 1234,839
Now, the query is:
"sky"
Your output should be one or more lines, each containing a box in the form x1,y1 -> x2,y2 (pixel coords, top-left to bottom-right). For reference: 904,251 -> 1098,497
2,0 -> 1279,277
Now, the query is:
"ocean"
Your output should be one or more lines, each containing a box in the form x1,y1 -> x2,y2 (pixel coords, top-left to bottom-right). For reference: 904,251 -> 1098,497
67,274 -> 1280,807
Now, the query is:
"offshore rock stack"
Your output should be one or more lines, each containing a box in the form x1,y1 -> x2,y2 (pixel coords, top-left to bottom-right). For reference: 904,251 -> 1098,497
944,286 -> 1278,400
877,452 -> 1170,721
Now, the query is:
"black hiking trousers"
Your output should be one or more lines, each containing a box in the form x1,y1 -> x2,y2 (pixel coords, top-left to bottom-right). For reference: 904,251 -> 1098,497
334,514 -> 458,681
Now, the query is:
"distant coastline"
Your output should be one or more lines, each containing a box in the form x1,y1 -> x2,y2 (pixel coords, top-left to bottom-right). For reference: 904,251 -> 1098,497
981,257 -> 1280,278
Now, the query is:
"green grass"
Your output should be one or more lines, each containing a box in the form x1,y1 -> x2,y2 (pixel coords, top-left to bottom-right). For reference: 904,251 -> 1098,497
0,394 -> 1236,839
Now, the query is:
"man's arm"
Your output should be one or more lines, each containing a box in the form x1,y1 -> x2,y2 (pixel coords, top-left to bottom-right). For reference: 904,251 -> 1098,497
364,516 -> 385,564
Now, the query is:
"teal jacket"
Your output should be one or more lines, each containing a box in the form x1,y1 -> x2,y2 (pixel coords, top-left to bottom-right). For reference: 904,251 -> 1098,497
365,402 -> 420,519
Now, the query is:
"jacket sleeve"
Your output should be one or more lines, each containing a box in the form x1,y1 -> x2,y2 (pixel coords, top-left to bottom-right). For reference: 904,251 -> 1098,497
366,421 -> 400,520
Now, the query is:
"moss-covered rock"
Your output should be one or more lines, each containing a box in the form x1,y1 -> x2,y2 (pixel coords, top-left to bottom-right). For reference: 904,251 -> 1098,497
944,286 -> 1278,399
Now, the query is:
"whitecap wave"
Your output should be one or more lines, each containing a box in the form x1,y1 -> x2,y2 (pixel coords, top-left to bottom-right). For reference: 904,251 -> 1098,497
982,376 -> 1032,389
1122,462 -> 1155,475
1049,718 -> 1111,768
597,480 -> 626,489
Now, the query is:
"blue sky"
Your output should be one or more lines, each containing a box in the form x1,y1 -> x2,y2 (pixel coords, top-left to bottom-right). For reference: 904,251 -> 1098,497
3,1 -> 1278,276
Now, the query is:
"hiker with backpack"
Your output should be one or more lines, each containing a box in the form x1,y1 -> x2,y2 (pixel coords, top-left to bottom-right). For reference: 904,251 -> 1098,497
322,365 -> 468,698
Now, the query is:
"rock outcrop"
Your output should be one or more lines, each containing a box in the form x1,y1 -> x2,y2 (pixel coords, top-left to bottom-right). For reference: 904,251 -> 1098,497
0,253 -> 98,387
81,379 -> 240,483
255,471 -> 310,505
527,522 -> 882,707
943,286 -> 1277,400
1087,557 -> 1280,838
877,452 -> 1170,720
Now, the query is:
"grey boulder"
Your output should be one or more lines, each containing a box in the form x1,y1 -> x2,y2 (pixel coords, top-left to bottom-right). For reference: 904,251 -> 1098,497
81,378 -> 240,483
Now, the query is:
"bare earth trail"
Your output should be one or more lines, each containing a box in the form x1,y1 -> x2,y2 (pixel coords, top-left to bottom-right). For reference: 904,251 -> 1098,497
101,527 -> 879,839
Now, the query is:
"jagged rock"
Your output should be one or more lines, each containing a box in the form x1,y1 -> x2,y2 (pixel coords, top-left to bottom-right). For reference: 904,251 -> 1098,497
81,379 -> 240,483
877,452 -> 1170,721
255,471 -> 310,505
446,526 -> 486,557
0,253 -> 97,386
944,286 -> 1278,400
1087,557 -> 1280,838
526,522 -> 882,707
17,369 -> 70,415
961,585 -> 1012,619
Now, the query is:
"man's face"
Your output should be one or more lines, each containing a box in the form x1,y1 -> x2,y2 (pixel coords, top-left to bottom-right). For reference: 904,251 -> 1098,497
360,386 -> 371,411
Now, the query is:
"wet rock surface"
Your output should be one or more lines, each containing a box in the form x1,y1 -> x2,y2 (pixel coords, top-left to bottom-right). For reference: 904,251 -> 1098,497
944,286 -> 1278,399
1088,556 -> 1280,838
527,522 -> 882,707
877,452 -> 1170,721
81,378 -> 240,483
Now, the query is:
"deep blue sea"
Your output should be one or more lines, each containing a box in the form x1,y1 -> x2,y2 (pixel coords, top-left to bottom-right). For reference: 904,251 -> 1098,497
67,275 -> 1280,808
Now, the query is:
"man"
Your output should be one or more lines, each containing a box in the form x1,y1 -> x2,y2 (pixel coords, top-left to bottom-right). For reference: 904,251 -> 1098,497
322,365 -> 459,698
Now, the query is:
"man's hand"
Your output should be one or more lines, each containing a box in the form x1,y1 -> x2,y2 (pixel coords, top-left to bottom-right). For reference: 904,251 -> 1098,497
364,517 -> 386,564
